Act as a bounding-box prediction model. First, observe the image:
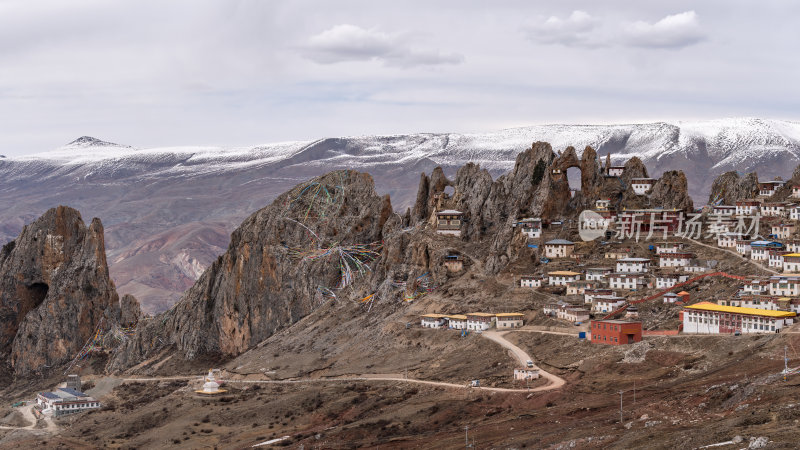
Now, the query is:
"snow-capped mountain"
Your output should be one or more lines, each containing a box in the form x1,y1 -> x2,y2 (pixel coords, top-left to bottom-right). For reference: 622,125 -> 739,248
2,117 -> 798,312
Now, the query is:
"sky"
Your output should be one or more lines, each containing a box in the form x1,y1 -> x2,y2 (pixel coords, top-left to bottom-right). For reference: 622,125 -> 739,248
1,0 -> 799,156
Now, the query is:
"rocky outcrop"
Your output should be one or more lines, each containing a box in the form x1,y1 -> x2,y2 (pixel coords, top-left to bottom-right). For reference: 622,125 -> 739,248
708,171 -> 760,205
620,157 -> 649,183
649,171 -> 694,211
111,170 -> 399,366
0,206 -> 120,376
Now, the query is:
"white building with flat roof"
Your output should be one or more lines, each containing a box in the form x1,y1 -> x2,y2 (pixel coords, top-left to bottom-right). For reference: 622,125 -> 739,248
548,271 -> 581,286
37,388 -> 100,417
682,302 -> 795,334
631,178 -> 656,195
615,257 -> 651,273
769,276 -> 800,296
519,275 -> 543,288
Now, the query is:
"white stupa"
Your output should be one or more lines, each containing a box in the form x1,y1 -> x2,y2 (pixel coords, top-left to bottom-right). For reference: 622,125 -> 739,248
195,369 -> 226,395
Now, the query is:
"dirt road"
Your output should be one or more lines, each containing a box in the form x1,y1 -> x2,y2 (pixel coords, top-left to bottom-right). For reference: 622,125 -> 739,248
481,330 -> 566,391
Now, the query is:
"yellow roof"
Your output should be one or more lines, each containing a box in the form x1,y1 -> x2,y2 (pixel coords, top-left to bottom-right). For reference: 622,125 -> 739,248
685,302 -> 796,318
447,314 -> 467,320
548,271 -> 581,276
421,313 -> 447,318
467,312 -> 496,317
495,313 -> 524,317
783,253 -> 800,257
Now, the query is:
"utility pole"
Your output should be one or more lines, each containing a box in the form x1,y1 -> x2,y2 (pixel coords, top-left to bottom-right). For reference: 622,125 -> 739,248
619,391 -> 624,424
465,425 -> 470,449
784,345 -> 789,381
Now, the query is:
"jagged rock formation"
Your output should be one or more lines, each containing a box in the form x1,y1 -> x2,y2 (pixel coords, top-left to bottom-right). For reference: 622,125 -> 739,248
708,171 -> 760,204
0,206 -> 122,376
106,143 -> 699,371
110,170 -> 398,367
649,171 -> 694,211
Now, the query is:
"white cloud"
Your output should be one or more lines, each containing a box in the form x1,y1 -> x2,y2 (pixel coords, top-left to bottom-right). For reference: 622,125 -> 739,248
303,24 -> 463,68
523,11 -> 601,47
624,11 -> 707,48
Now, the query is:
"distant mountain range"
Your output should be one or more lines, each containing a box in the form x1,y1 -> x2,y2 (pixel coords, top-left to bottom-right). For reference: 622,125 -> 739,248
2,117 -> 799,312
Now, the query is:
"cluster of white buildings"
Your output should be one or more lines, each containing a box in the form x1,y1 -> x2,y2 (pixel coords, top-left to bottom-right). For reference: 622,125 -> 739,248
420,312 -> 524,331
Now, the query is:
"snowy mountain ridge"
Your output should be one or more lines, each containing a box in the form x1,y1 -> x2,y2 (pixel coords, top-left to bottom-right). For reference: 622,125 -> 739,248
2,117 -> 800,313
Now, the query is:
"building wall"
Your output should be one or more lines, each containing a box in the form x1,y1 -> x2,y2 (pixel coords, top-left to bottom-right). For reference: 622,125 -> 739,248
545,245 -> 573,258
590,321 -> 642,345
520,278 -> 541,287
497,319 -> 523,328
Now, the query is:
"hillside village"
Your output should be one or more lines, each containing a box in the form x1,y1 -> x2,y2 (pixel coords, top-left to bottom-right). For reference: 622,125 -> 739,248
5,145 -> 800,448
414,157 -> 800,383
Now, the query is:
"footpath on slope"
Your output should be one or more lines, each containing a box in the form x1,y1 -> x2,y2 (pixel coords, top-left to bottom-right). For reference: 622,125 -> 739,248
683,236 -> 778,275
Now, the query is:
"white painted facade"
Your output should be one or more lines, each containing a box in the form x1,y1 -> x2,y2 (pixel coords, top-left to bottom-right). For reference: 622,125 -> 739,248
742,279 -> 770,295
658,253 -> 693,268
772,224 -> 795,239
768,251 -> 786,268
515,218 -> 542,239
615,258 -> 651,273
736,240 -> 752,256
735,202 -> 759,216
519,276 -> 542,288
783,255 -> 800,273
592,296 -> 627,313
585,267 -> 613,282
769,276 -> 800,296
655,243 -> 684,254
559,308 -> 590,323
548,272 -> 581,286
607,273 -> 646,290
631,178 -> 655,195
712,205 -> 736,216
751,247 -> 769,261
760,203 -> 786,217
683,306 -> 793,334
421,315 -> 446,328
655,274 -> 688,289
608,166 -> 625,177
718,233 -> 745,248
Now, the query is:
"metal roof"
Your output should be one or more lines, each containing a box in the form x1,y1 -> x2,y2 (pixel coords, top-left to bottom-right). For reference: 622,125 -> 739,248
40,392 -> 60,400
59,388 -> 88,397
684,302 -> 796,318
545,239 -> 574,245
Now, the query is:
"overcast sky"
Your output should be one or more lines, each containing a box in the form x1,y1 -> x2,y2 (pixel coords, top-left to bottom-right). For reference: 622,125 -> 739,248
1,0 -> 799,155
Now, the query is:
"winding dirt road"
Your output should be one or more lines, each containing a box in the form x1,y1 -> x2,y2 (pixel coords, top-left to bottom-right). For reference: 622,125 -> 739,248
481,330 -> 566,391
121,331 -> 567,394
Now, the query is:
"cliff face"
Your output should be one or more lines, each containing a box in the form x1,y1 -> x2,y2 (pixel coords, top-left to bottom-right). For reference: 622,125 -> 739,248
109,143 -> 698,371
708,171 -> 760,205
649,171 -> 694,211
112,170 -> 397,366
0,206 -> 122,376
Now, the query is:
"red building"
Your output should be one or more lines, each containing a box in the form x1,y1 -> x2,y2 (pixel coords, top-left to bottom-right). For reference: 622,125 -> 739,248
590,320 -> 643,345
